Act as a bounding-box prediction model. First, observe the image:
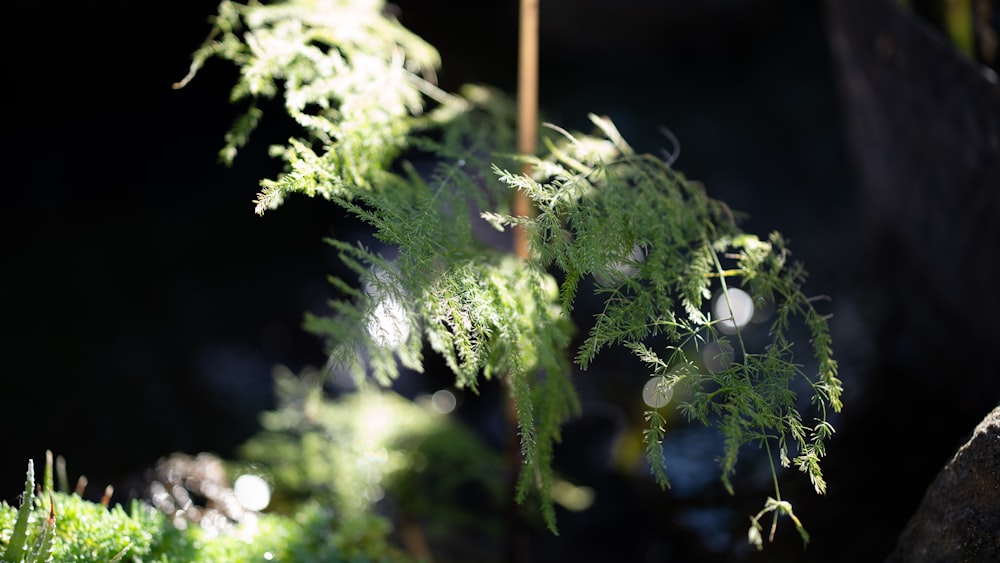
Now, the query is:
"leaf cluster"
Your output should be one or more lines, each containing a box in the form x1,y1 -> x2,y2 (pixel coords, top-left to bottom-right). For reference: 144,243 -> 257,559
178,0 -> 580,531
174,0 -> 466,211
489,117 -> 842,546
177,0 -> 843,546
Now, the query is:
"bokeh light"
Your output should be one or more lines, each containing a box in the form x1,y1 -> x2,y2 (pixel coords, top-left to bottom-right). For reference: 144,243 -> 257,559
366,293 -> 410,349
701,340 -> 733,373
552,479 -> 595,511
595,244 -> 646,286
642,376 -> 674,408
430,389 -> 457,414
712,287 -> 754,334
233,474 -> 271,512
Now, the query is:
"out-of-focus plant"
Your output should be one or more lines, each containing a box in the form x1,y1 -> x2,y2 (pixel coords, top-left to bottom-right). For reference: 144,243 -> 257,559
237,366 -> 508,559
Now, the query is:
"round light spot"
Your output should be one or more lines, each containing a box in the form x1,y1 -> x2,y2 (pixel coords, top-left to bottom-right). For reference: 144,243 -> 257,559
367,296 -> 410,349
233,474 -> 271,512
642,376 -> 674,408
712,288 -> 755,334
430,389 -> 457,414
701,340 -> 733,374
595,244 -> 645,287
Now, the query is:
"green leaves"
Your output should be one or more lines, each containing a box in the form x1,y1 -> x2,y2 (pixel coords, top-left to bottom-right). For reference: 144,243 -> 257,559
492,115 -> 842,547
0,456 -> 147,563
749,497 -> 810,550
176,0 -> 467,212
2,460 -> 35,563
181,0 -> 841,547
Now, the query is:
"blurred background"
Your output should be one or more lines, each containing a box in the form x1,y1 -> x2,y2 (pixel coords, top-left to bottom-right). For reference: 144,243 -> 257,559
3,0 -> 998,561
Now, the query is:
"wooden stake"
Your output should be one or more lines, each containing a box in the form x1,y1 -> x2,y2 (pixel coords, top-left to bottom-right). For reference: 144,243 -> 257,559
507,4 -> 540,562
514,0 -> 539,260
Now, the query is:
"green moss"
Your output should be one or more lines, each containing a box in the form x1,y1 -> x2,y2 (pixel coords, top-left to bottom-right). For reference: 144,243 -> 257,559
0,453 -> 419,563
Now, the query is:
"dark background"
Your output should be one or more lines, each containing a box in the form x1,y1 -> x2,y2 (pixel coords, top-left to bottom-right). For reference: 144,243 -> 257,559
3,0 -> 998,561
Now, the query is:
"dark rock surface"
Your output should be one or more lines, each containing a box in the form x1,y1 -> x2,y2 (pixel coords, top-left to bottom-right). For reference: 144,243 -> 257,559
886,404 -> 1000,563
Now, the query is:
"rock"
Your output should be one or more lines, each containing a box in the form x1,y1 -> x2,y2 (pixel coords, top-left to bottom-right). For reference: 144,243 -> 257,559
885,404 -> 1000,562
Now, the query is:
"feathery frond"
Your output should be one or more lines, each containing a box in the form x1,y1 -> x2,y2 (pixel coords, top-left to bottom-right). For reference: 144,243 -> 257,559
180,0 -> 841,544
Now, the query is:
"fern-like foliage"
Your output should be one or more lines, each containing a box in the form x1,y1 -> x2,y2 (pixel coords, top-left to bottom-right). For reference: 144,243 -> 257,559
178,0 -> 842,545
174,0 -> 467,211
179,0 -> 577,533
490,116 -> 842,546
